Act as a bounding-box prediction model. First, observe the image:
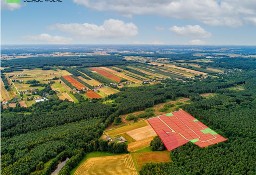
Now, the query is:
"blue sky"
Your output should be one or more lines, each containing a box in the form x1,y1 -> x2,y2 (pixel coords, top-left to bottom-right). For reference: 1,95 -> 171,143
1,0 -> 256,45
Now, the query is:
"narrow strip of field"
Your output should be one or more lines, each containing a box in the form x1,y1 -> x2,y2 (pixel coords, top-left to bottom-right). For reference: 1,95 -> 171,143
127,66 -> 168,78
151,62 -> 207,76
63,75 -> 86,90
0,78 -> 11,101
112,67 -> 148,81
77,76 -> 101,86
100,67 -> 142,83
148,109 -> 227,151
90,67 -> 122,82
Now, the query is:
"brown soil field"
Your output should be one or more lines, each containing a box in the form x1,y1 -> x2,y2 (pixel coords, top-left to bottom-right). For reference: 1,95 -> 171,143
63,75 -> 86,90
19,101 -> 27,107
100,67 -> 141,83
126,125 -> 157,141
74,154 -> 137,175
86,90 -> 102,99
132,151 -> 170,170
90,67 -> 122,82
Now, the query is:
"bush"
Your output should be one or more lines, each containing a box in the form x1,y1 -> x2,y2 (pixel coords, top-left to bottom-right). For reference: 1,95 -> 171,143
150,136 -> 166,151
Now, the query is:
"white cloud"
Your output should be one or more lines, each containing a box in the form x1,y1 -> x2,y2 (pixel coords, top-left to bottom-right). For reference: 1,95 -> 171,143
52,19 -> 138,39
1,0 -> 21,10
188,39 -> 205,45
73,0 -> 256,27
24,33 -> 72,44
170,25 -> 211,38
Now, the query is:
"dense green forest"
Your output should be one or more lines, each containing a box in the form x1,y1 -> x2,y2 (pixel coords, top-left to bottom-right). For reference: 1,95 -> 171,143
1,54 -> 256,175
1,55 -> 127,72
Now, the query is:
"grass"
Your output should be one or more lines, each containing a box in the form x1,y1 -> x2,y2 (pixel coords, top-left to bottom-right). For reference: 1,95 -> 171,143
51,81 -> 78,103
120,133 -> 136,143
134,146 -> 152,153
105,120 -> 148,137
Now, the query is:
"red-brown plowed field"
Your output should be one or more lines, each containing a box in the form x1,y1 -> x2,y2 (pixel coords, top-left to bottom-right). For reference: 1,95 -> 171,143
63,75 -> 86,90
90,67 -> 122,82
148,109 -> 227,151
86,90 -> 102,99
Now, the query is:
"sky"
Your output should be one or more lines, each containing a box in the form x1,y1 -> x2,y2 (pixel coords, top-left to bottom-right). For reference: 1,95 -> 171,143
1,0 -> 256,45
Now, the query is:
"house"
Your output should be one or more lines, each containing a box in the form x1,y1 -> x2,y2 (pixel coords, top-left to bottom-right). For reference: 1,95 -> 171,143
35,97 -> 48,103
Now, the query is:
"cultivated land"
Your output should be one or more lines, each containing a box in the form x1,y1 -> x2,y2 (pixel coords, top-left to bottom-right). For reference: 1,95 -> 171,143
148,109 -> 227,150
100,67 -> 142,84
51,81 -> 77,102
74,154 -> 137,175
86,90 -> 102,99
77,76 -> 101,86
0,78 -> 11,101
90,67 -> 122,82
112,67 -> 149,81
63,75 -> 86,90
99,86 -> 119,96
132,151 -> 170,171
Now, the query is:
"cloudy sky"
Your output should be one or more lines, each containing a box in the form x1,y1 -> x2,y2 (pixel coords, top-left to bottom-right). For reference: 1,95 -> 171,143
1,0 -> 256,45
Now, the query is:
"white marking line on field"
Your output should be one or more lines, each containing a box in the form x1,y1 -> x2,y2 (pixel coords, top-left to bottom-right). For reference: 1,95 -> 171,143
157,114 -> 218,143
175,114 -> 218,143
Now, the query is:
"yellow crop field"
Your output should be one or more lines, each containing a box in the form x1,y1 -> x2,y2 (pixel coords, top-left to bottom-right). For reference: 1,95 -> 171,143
74,154 -> 138,175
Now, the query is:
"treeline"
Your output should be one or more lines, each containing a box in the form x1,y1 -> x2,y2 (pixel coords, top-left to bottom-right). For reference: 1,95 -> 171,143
59,140 -> 127,175
1,100 -> 112,138
1,55 -> 127,70
211,57 -> 256,70
1,74 -> 10,90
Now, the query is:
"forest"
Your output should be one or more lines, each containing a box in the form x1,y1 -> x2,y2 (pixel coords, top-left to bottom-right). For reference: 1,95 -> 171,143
1,53 -> 256,175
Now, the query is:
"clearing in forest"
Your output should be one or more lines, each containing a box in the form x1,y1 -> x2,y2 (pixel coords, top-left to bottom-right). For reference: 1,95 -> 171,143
73,154 -> 137,175
148,109 -> 227,151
